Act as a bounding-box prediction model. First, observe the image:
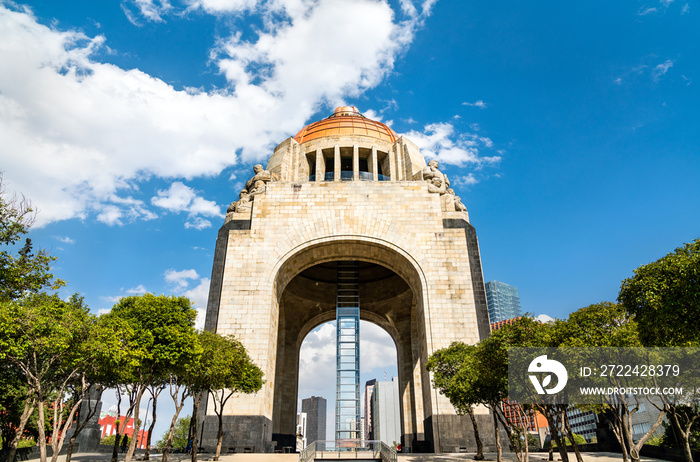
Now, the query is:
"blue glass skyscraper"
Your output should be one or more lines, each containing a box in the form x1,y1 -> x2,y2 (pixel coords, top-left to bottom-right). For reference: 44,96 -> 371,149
485,280 -> 522,323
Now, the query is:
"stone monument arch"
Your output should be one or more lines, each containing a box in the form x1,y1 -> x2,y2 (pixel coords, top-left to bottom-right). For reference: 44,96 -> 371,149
201,106 -> 493,453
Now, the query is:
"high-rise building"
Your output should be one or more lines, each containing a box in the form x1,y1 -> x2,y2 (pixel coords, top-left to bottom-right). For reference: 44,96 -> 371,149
296,412 -> 307,450
301,396 -> 327,445
364,379 -> 376,443
368,377 -> 401,446
485,280 -> 522,323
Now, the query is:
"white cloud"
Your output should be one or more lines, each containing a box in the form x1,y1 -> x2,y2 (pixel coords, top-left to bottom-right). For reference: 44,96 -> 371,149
123,0 -> 173,24
681,3 -> 689,14
638,6 -> 658,15
660,0 -> 674,7
0,1 -> 435,227
164,268 -> 200,289
184,217 -> 212,230
462,100 -> 487,109
96,205 -> 124,226
151,182 -> 222,228
53,235 -> 75,244
536,314 -> 555,323
359,322 -> 396,369
404,122 -> 501,167
652,59 -> 674,81
184,277 -> 210,330
452,174 -> 479,186
126,284 -> 148,294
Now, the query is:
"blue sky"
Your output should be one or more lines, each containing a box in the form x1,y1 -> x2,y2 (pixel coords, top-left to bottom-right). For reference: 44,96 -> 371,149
2,0 -> 699,443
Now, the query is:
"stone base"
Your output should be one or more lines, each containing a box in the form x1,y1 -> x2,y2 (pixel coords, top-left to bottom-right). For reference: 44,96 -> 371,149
199,415 -> 274,453
425,413 -> 508,453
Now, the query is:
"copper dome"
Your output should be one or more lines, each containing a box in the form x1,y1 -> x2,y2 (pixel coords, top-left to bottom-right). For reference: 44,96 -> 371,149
294,106 -> 398,144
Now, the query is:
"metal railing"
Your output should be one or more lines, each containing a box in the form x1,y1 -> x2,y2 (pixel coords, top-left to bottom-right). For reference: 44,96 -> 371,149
307,173 -> 391,182
299,440 -> 396,462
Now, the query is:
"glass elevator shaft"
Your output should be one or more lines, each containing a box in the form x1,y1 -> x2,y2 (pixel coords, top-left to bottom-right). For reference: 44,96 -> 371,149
335,261 -> 360,442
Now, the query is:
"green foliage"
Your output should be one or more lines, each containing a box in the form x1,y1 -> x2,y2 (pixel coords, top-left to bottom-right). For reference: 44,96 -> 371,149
100,294 -> 201,382
644,433 -> 664,447
0,292 -> 93,382
157,415 -> 190,451
509,430 -> 540,452
619,238 -> 700,347
17,438 -> 36,449
554,302 -> 641,347
551,433 -> 586,448
659,406 -> 700,451
100,434 -> 131,447
194,331 -> 264,394
0,176 -> 65,302
427,317 -> 550,413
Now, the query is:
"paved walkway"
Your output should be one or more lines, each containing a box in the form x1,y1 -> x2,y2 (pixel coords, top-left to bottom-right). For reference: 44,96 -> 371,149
21,452 -> 666,462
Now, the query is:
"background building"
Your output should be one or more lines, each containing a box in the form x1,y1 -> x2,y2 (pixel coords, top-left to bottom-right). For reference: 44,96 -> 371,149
301,396 -> 327,446
364,379 -> 376,443
296,412 -> 307,451
368,377 -> 401,447
485,281 -> 522,323
98,413 -> 147,449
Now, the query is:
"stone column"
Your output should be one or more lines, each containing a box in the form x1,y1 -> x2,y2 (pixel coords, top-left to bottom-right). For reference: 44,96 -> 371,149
353,144 -> 359,180
334,145 -> 340,181
315,148 -> 323,182
371,147 -> 378,181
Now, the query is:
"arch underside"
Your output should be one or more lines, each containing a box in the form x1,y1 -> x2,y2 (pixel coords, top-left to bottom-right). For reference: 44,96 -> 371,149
271,240 -> 431,452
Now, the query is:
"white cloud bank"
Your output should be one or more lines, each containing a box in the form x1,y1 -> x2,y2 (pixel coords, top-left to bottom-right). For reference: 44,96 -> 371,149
0,0 -> 435,227
405,122 -> 501,167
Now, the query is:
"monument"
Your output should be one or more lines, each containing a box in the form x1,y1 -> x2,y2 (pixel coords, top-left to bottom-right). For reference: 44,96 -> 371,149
200,106 -> 492,453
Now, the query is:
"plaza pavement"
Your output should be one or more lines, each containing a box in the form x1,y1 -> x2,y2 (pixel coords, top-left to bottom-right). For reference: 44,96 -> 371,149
21,452 -> 667,462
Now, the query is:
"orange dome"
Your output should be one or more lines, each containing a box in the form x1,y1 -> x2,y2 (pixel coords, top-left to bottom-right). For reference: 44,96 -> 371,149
294,106 -> 398,144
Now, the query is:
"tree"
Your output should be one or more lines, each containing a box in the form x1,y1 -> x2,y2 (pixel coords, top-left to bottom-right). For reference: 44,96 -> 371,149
427,317 -> 549,462
98,294 -> 200,462
196,331 -> 264,461
0,293 -> 93,462
619,238 -> 700,462
156,415 -> 191,452
426,342 -> 485,460
556,302 -> 664,462
619,238 -> 700,348
0,173 -> 64,302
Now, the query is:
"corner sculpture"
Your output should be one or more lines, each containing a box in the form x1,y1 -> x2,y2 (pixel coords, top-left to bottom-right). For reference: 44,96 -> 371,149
226,165 -> 274,220
422,159 -> 468,215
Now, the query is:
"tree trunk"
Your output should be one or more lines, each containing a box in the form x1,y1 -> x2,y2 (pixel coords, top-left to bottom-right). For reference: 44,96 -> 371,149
6,394 -> 35,462
493,410 -> 502,462
125,384 -> 147,462
51,393 -> 83,462
541,405 -> 568,462
37,396 -> 47,462
66,385 -> 103,462
161,382 -> 189,462
161,405 -> 183,462
563,409 -> 583,462
214,411 -> 224,460
191,392 -> 204,462
668,408 -> 696,462
144,390 -> 160,461
111,391 -> 123,462
468,409 -> 484,460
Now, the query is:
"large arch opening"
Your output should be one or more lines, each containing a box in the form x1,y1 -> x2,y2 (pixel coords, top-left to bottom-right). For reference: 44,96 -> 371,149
296,319 -> 399,448
270,242 -> 433,453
